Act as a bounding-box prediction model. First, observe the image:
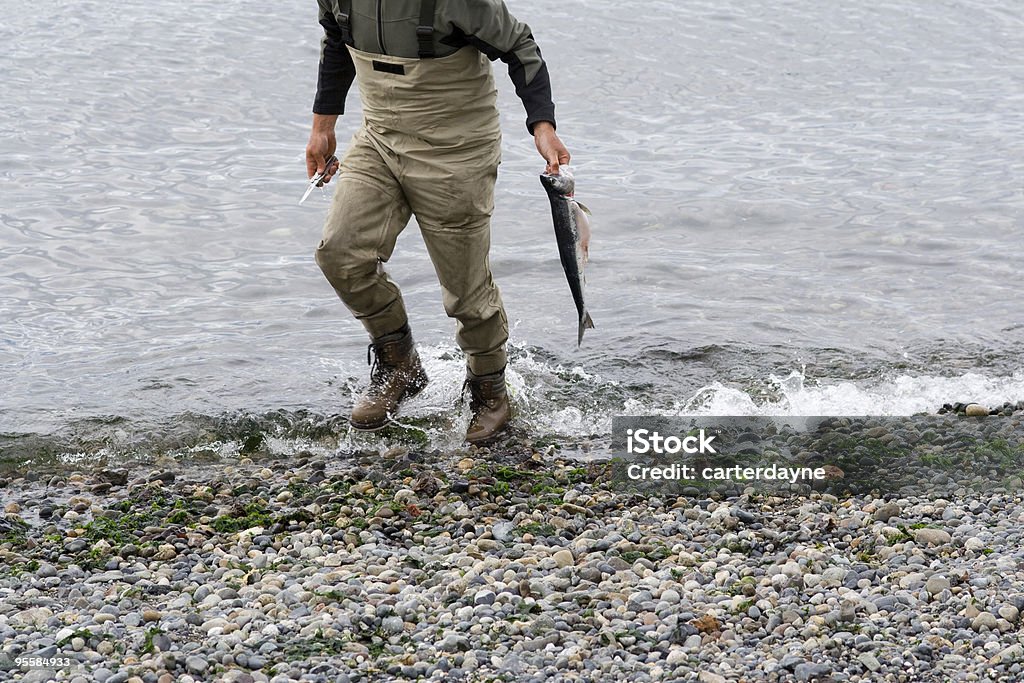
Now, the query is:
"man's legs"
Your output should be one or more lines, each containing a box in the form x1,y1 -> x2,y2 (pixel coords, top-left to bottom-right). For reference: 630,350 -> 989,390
418,217 -> 509,376
400,139 -> 511,442
315,128 -> 426,429
315,128 -> 413,337
399,139 -> 508,375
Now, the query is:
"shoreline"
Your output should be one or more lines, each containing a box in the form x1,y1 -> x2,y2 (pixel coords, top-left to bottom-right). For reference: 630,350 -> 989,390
2,415 -> 1023,682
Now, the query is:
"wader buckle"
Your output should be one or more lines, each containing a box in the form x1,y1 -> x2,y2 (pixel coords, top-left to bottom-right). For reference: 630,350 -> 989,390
339,13 -> 353,45
416,26 -> 435,58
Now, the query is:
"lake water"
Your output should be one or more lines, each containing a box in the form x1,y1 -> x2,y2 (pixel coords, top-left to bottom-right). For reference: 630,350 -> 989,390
3,0 -> 1023,460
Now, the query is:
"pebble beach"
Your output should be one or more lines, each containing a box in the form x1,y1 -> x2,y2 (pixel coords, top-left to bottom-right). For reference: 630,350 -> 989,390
5,0 -> 1024,680
2,406 -> 1024,682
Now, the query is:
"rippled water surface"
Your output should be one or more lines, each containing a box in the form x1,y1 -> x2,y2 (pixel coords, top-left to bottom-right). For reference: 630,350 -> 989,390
3,0 -> 1023,456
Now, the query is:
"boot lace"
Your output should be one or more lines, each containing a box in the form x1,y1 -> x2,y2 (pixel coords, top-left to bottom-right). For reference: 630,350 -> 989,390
367,343 -> 389,386
463,377 -> 492,413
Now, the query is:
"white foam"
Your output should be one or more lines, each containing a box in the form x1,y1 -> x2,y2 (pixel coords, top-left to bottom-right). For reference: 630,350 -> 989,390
536,366 -> 1024,439
623,369 -> 1024,421
318,342 -> 1024,445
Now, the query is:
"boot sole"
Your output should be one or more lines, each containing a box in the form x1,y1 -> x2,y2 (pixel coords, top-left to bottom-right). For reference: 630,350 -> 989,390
465,429 -> 508,446
465,414 -> 513,446
350,374 -> 429,431
349,420 -> 391,432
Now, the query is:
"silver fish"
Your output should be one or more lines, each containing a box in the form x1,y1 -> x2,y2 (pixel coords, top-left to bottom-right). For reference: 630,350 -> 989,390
540,166 -> 594,345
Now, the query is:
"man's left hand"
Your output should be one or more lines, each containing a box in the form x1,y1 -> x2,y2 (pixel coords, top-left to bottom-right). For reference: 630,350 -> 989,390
533,122 -> 570,175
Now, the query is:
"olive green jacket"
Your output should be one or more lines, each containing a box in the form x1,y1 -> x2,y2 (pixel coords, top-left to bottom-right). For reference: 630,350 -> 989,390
313,0 -> 556,132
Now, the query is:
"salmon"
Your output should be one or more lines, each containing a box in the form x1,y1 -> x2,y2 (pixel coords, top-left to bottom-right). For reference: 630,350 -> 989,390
540,166 -> 595,345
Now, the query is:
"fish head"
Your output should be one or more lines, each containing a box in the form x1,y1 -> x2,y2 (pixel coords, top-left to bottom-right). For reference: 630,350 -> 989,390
539,165 -> 575,197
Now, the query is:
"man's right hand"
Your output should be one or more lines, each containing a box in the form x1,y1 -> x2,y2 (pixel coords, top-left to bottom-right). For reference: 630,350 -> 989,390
306,114 -> 340,185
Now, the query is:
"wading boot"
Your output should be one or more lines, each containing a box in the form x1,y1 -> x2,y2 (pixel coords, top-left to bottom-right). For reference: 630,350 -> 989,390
465,369 -> 511,445
350,326 -> 428,430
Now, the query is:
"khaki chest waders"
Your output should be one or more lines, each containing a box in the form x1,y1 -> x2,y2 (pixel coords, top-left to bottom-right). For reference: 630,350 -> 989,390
314,37 -> 509,377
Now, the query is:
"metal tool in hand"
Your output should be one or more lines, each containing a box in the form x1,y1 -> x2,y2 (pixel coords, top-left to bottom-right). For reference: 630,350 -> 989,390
299,155 -> 339,205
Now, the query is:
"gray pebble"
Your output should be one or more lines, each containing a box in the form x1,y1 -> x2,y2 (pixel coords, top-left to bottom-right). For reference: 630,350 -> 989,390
926,576 -> 951,596
185,655 -> 209,675
795,662 -> 831,681
25,672 -> 61,683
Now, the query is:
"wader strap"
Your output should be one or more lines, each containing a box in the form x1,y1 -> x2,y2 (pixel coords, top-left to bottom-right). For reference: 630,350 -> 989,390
417,0 -> 436,58
337,0 -> 353,45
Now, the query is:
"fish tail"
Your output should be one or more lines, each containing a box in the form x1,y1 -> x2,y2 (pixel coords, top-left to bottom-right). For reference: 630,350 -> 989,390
577,310 -> 595,346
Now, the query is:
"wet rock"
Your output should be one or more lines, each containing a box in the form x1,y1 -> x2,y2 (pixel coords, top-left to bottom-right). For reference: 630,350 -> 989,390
972,613 -> 998,631
872,503 -> 901,523
990,644 -> 1024,666
795,662 -> 831,681
553,549 -> 575,568
913,528 -> 951,546
858,653 -> 881,672
698,672 -> 727,683
999,605 -> 1020,623
779,655 -> 805,671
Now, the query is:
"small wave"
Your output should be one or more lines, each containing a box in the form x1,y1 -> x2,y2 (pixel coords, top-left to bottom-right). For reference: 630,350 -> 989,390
3,341 -> 1023,466
625,368 -> 1024,419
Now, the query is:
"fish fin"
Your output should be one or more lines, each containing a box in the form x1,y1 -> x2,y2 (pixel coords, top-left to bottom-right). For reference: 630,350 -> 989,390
575,201 -> 592,215
574,202 -> 591,262
577,310 -> 595,346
